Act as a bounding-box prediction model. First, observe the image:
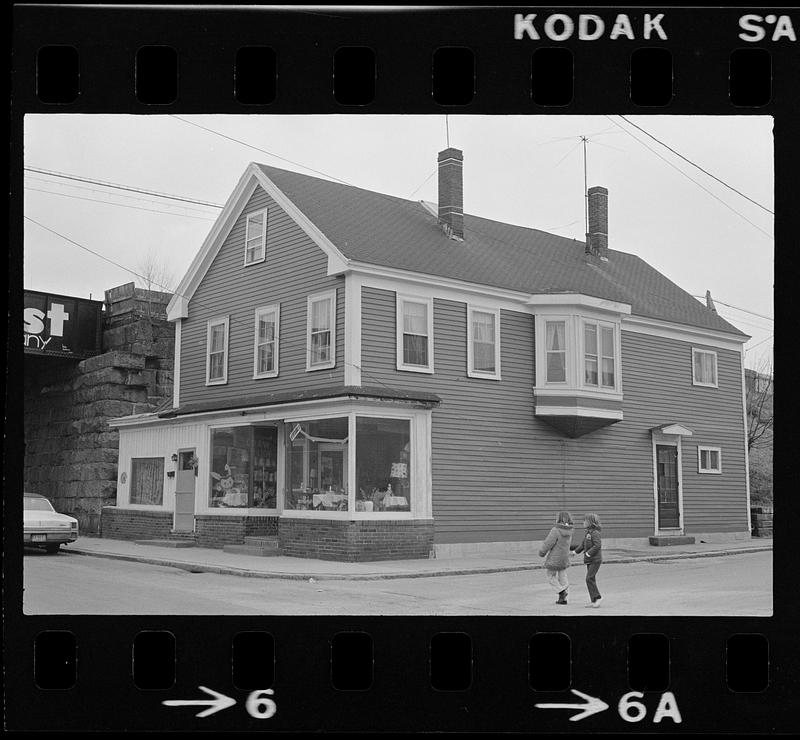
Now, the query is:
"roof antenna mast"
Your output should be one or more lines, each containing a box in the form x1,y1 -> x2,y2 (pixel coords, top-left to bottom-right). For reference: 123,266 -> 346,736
445,114 -> 450,148
581,134 -> 589,236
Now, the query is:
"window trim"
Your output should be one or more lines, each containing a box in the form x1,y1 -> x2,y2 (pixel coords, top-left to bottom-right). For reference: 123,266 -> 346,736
253,304 -> 280,379
692,347 -> 719,388
396,293 -> 434,374
697,445 -> 722,474
306,289 -> 336,371
467,304 -> 501,380
129,456 -> 166,507
243,208 -> 268,266
544,317 -> 569,385
205,316 -> 230,386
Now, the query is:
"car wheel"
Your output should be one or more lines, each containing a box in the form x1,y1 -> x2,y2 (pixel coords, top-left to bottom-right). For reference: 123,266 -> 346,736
45,543 -> 60,554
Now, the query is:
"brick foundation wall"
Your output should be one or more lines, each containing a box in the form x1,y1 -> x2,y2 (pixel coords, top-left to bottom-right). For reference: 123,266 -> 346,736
101,507 -> 173,540
279,519 -> 435,561
195,515 -> 278,548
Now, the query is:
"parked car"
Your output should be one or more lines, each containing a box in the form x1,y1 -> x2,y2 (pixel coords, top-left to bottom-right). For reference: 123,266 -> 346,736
23,492 -> 78,554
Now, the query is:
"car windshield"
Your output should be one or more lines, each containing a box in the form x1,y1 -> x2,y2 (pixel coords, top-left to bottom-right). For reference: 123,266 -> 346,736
24,497 -> 55,512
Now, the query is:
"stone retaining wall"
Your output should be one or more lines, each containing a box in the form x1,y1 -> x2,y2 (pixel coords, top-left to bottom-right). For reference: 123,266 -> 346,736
23,283 -> 174,534
750,506 -> 773,537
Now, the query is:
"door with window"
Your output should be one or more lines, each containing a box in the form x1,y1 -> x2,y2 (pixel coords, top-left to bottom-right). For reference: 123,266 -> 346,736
656,444 -> 680,529
174,449 -> 197,532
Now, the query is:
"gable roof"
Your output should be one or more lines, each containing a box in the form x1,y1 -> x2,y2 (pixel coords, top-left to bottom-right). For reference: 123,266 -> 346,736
254,163 -> 746,338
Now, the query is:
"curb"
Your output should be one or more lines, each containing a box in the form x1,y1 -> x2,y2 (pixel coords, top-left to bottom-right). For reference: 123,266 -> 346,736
65,544 -> 772,582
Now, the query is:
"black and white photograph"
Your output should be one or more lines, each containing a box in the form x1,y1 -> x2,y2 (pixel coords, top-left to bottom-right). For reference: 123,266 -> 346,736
22,113 -> 773,617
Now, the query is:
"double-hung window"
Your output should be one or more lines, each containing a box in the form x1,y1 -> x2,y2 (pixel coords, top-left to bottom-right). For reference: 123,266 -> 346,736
206,316 -> 229,385
468,306 -> 500,379
698,446 -> 722,473
692,348 -> 718,387
583,320 -> 616,388
254,305 -> 280,378
545,320 -> 567,383
397,295 -> 433,373
307,290 -> 336,370
244,209 -> 268,265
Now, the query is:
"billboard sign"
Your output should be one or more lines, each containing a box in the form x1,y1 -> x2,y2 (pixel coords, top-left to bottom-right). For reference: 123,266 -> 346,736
24,290 -> 104,358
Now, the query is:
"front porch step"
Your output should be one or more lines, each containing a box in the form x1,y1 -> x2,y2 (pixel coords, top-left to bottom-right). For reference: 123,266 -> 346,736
136,539 -> 196,548
649,535 -> 696,547
243,536 -> 279,549
223,543 -> 281,557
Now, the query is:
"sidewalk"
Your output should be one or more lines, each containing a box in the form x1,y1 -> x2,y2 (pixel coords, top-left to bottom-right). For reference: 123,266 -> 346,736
62,536 -> 773,581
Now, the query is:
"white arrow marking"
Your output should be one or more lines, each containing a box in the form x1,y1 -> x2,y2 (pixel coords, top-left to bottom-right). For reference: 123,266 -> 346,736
163,686 -> 237,718
535,688 -> 609,721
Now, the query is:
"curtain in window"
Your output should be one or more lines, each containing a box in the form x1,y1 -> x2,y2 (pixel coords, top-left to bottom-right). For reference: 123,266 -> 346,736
209,323 -> 226,380
546,321 -> 566,382
403,302 -> 428,365
131,458 -> 164,505
601,326 -> 615,387
584,324 -> 598,385
472,311 -> 495,372
694,351 -> 716,384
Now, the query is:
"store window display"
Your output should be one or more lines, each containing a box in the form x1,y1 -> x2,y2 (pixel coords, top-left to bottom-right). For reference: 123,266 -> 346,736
209,426 -> 278,508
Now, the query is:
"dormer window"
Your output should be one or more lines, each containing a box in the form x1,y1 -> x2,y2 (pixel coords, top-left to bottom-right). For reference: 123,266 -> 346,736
244,209 -> 268,266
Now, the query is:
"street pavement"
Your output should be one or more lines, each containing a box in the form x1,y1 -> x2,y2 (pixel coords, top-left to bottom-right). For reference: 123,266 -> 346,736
56,534 -> 770,581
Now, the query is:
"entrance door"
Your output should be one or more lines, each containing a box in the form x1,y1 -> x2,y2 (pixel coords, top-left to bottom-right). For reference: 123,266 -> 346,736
174,449 -> 196,532
656,444 -> 680,529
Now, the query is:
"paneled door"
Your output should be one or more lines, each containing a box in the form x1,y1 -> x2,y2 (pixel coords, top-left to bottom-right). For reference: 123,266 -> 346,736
174,449 -> 196,532
656,444 -> 680,529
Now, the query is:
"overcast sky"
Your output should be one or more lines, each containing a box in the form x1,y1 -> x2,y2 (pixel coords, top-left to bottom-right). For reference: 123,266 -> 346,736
23,114 -> 773,369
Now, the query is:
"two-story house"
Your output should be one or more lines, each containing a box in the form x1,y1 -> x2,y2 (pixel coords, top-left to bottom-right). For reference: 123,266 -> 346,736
106,148 -> 751,561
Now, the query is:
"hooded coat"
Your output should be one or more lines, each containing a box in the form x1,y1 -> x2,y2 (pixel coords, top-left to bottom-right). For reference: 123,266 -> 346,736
538,523 -> 574,570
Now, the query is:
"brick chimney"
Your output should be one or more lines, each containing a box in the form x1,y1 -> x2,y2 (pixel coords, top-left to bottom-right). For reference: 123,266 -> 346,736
585,185 -> 609,260
438,147 -> 464,240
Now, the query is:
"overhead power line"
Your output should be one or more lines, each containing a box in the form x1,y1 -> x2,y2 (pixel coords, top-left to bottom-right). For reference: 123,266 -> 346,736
692,295 -> 773,322
24,166 -> 225,208
607,116 -> 773,241
24,186 -> 216,221
618,116 -> 774,215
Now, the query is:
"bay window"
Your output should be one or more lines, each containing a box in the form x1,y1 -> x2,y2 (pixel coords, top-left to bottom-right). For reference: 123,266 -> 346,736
546,320 -> 567,383
583,320 -> 616,388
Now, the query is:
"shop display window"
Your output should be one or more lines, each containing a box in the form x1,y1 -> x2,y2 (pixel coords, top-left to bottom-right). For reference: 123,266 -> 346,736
356,417 -> 411,513
286,417 -> 349,511
209,426 -> 278,508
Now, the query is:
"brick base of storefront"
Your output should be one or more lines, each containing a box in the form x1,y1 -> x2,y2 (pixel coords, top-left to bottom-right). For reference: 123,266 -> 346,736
100,507 -> 174,540
195,515 -> 278,548
278,518 -> 435,561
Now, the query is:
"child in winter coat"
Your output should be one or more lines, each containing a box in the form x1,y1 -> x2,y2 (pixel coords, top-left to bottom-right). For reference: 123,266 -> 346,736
571,512 -> 603,607
538,511 -> 574,604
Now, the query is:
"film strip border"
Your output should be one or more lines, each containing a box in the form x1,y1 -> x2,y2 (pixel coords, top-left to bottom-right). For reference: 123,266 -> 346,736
7,617 -> 790,732
13,7 -> 798,112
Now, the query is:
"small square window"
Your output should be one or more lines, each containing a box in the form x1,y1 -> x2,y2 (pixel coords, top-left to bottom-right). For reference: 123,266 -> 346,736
692,348 -> 718,387
698,446 -> 722,474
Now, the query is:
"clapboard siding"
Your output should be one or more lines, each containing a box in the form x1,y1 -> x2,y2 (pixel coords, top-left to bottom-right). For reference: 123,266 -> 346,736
361,286 -> 748,543
179,186 -> 345,405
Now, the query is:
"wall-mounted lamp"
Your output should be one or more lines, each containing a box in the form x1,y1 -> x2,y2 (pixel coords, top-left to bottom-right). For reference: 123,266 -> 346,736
171,453 -> 179,462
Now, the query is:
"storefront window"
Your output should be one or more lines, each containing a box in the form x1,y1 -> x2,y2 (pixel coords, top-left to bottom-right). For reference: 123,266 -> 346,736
209,426 -> 278,508
285,417 -> 349,511
356,417 -> 411,513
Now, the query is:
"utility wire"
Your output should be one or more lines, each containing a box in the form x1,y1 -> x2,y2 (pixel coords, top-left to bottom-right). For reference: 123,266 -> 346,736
24,166 -> 225,208
169,116 -> 353,185
606,116 -> 773,241
25,174 -> 221,215
408,170 -> 436,199
745,335 -> 773,353
618,116 -> 774,215
24,186 -> 217,221
692,296 -> 773,322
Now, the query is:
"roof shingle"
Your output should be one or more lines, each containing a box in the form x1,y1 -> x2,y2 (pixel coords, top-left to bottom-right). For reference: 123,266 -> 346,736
256,163 -> 746,337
